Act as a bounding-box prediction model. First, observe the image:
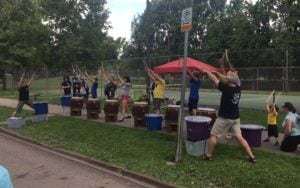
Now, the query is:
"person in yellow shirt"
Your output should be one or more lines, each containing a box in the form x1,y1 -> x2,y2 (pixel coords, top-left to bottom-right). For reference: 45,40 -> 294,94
144,63 -> 165,114
263,103 -> 279,145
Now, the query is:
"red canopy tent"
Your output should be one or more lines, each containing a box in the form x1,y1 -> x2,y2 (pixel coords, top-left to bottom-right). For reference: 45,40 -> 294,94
153,57 -> 220,74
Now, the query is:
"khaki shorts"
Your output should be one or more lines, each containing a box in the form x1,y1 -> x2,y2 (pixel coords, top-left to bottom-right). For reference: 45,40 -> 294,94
210,117 -> 242,137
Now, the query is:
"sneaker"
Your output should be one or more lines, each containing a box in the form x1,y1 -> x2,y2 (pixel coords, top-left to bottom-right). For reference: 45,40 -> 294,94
202,155 -> 212,161
248,157 -> 257,164
263,138 -> 270,142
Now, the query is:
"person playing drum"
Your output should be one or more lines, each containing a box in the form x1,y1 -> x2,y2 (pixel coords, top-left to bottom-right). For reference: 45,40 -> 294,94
202,69 -> 256,163
117,74 -> 131,121
102,70 -> 118,100
186,69 -> 202,115
263,90 -> 279,145
11,73 -> 36,117
61,76 -> 72,96
144,63 -> 165,114
214,51 -> 240,139
83,70 -> 98,99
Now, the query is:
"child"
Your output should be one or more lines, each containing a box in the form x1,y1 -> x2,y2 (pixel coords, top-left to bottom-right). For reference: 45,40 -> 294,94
11,73 -> 35,117
263,103 -> 280,146
117,75 -> 131,121
61,76 -> 72,96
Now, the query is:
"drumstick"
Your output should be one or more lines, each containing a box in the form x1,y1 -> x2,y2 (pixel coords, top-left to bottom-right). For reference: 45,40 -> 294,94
266,90 -> 275,103
225,49 -> 229,62
274,92 -> 281,105
161,105 -> 168,109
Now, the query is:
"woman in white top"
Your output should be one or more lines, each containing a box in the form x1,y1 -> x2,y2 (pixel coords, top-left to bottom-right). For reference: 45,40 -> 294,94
118,75 -> 131,121
280,102 -> 300,152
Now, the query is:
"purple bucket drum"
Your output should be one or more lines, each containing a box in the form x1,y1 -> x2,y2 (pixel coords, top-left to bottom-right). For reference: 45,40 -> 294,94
185,116 -> 211,141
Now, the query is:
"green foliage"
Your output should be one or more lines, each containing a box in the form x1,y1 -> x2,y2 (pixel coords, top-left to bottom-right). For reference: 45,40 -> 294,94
0,0 -> 50,70
124,0 -> 300,68
0,0 -> 125,73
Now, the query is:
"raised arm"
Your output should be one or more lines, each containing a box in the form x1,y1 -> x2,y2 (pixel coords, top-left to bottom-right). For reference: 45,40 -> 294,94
187,69 -> 197,80
266,90 -> 276,112
18,73 -> 25,88
214,71 -> 228,83
100,69 -> 110,82
27,73 -> 35,86
144,64 -> 156,81
204,70 -> 219,86
84,71 -> 95,83
219,53 -> 226,75
225,49 -> 236,72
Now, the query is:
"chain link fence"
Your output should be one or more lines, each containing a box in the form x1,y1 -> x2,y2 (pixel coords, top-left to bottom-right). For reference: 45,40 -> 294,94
1,49 -> 300,93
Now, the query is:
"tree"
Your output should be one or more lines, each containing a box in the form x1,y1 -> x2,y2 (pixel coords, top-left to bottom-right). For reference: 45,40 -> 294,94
0,0 -> 50,72
41,0 -> 118,70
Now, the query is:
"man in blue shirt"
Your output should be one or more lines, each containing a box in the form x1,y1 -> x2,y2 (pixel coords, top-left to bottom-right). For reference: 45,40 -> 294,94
186,69 -> 202,115
0,165 -> 13,188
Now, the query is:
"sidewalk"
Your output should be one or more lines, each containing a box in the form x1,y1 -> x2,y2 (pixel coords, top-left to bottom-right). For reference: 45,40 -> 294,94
0,98 -> 299,157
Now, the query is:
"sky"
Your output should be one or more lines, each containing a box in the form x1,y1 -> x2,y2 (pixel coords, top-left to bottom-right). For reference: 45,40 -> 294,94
106,0 -> 258,41
107,0 -> 146,40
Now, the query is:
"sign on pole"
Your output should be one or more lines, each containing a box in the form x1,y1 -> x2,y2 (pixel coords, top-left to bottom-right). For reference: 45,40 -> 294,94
175,7 -> 192,163
181,7 -> 193,32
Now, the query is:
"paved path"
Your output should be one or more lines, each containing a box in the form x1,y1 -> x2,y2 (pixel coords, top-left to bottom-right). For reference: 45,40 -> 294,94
0,133 -> 146,188
0,98 -> 299,158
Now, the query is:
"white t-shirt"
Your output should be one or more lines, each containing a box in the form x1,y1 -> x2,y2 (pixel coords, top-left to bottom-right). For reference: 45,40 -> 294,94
282,112 -> 300,136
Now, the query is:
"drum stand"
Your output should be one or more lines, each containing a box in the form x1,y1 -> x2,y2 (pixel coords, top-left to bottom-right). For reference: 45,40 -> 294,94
105,114 -> 118,122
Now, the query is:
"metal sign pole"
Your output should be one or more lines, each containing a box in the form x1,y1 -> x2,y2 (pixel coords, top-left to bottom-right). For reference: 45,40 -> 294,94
175,6 -> 192,163
175,31 -> 189,163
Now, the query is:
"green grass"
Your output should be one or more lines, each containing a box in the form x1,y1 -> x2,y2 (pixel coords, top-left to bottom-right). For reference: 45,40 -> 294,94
0,106 -> 30,121
0,106 -> 299,188
240,109 -> 286,132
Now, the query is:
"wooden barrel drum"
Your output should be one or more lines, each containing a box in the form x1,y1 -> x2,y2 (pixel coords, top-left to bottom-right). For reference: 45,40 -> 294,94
70,97 -> 84,116
131,102 -> 149,127
86,99 -> 100,119
165,105 -> 180,132
196,107 -> 217,129
104,100 -> 119,122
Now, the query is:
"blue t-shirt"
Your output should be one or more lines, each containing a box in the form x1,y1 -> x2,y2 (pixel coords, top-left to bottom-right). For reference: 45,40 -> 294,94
189,79 -> 201,99
282,112 -> 300,136
91,81 -> 98,97
0,165 -> 13,188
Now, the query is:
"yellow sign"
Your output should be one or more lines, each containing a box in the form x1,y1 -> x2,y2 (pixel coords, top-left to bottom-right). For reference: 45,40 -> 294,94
181,24 -> 192,32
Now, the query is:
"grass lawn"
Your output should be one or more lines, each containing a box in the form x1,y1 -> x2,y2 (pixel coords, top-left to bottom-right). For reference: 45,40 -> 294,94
0,106 -> 299,187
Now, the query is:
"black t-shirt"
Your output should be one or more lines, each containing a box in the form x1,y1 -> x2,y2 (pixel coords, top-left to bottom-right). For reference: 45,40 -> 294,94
73,81 -> 81,97
105,82 -> 117,99
61,81 -> 72,95
19,85 -> 29,101
218,82 -> 241,119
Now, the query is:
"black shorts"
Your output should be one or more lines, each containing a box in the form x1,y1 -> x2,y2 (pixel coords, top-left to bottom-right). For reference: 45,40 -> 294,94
280,135 -> 300,152
188,98 -> 198,112
267,124 -> 278,137
153,98 -> 163,111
